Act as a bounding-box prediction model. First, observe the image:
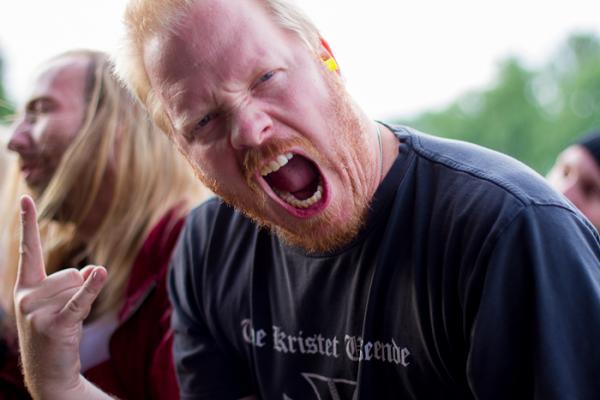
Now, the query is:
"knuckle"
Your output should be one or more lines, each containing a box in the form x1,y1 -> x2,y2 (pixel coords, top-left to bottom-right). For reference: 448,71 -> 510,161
64,268 -> 84,285
18,244 -> 28,259
19,241 -> 36,257
83,282 -> 99,296
16,293 -> 34,315
65,299 -> 84,315
27,312 -> 44,330
65,298 -> 91,319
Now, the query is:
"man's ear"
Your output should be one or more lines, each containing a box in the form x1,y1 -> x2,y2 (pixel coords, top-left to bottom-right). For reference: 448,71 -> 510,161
319,37 -> 340,74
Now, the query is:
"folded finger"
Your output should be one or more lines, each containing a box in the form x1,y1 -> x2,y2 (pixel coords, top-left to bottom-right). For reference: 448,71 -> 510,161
57,266 -> 107,325
17,286 -> 80,316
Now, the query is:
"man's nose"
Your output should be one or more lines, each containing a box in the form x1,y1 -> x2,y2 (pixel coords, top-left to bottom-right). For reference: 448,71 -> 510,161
7,118 -> 33,154
229,102 -> 274,150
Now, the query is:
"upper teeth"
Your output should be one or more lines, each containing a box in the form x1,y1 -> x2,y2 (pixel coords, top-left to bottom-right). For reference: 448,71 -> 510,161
261,153 -> 293,176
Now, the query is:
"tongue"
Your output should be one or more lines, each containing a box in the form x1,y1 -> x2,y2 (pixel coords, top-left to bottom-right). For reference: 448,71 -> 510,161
265,155 -> 319,200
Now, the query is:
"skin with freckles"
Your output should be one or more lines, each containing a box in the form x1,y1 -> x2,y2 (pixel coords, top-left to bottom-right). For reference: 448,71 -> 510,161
144,0 -> 383,252
547,145 -> 600,230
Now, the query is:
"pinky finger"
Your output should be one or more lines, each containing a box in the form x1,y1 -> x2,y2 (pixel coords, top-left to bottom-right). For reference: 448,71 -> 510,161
57,266 -> 108,326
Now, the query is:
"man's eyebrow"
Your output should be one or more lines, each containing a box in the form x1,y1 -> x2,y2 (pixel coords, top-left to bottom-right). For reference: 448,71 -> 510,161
172,111 -> 197,134
159,82 -> 198,133
165,85 -> 219,134
24,96 -> 52,111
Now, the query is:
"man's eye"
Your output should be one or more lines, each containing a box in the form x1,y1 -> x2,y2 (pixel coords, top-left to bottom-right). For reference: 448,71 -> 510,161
196,113 -> 218,129
35,100 -> 53,114
258,71 -> 275,83
26,100 -> 50,116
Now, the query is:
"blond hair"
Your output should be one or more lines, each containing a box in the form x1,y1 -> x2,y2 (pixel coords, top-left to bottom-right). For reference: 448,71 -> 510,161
114,0 -> 321,135
4,50 -> 208,319
0,128 -> 26,314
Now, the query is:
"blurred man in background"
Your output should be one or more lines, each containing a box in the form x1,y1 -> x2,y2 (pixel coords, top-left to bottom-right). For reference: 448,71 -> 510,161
547,129 -> 600,231
1,49 -> 207,399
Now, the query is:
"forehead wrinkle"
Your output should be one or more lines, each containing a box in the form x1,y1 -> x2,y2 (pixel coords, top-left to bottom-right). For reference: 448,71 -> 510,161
173,0 -> 275,80
153,0 -> 295,134
161,44 -> 267,135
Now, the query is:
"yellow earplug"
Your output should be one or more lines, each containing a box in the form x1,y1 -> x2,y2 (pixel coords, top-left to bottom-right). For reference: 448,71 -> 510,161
323,57 -> 338,72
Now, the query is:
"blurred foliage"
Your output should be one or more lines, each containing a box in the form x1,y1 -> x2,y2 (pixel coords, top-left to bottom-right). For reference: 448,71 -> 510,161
399,33 -> 600,173
0,53 -> 14,126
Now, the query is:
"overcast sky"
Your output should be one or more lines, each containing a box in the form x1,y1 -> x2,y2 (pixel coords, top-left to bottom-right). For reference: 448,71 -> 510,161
1,0 -> 599,119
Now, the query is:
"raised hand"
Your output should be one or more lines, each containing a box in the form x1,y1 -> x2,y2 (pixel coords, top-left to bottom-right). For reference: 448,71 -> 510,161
14,195 -> 109,399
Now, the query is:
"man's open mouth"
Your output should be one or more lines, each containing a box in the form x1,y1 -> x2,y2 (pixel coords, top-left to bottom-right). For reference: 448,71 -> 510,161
257,151 -> 328,216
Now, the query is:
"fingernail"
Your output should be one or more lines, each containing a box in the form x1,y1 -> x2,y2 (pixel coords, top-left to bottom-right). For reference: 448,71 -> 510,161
92,270 -> 98,280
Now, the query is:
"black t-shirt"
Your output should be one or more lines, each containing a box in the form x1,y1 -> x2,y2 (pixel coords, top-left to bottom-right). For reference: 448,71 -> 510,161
169,126 -> 600,400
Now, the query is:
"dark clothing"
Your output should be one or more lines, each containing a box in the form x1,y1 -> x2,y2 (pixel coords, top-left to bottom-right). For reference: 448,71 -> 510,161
0,333 -> 27,400
169,126 -> 600,400
0,209 -> 184,400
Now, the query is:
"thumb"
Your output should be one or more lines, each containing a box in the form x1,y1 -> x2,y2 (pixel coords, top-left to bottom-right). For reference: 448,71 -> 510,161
16,195 -> 46,288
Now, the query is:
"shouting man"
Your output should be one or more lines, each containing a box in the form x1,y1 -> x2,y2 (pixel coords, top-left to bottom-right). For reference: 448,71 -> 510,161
14,1 -> 600,399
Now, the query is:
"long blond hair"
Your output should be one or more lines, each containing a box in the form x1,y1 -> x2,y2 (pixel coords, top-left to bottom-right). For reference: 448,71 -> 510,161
0,129 -> 26,314
8,50 -> 208,318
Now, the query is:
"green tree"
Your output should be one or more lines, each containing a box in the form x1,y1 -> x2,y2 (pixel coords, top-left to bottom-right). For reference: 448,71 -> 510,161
399,33 -> 600,173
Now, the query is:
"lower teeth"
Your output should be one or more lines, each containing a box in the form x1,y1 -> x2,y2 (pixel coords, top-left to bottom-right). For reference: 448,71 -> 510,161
276,184 -> 323,209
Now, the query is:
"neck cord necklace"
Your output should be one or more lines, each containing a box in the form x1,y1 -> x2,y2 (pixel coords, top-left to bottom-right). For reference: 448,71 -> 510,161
375,122 -> 383,183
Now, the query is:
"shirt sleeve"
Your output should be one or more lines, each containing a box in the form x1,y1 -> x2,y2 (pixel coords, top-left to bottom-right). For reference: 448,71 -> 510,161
168,210 -> 255,400
466,204 -> 600,399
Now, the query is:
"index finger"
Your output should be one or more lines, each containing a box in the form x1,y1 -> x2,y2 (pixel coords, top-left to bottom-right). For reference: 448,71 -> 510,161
16,195 -> 46,287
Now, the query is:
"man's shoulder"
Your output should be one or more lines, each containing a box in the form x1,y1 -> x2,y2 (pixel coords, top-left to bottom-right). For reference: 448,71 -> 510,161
382,126 -> 598,275
183,196 -> 262,250
391,125 -> 569,209
170,197 -> 261,295
187,196 -> 256,229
